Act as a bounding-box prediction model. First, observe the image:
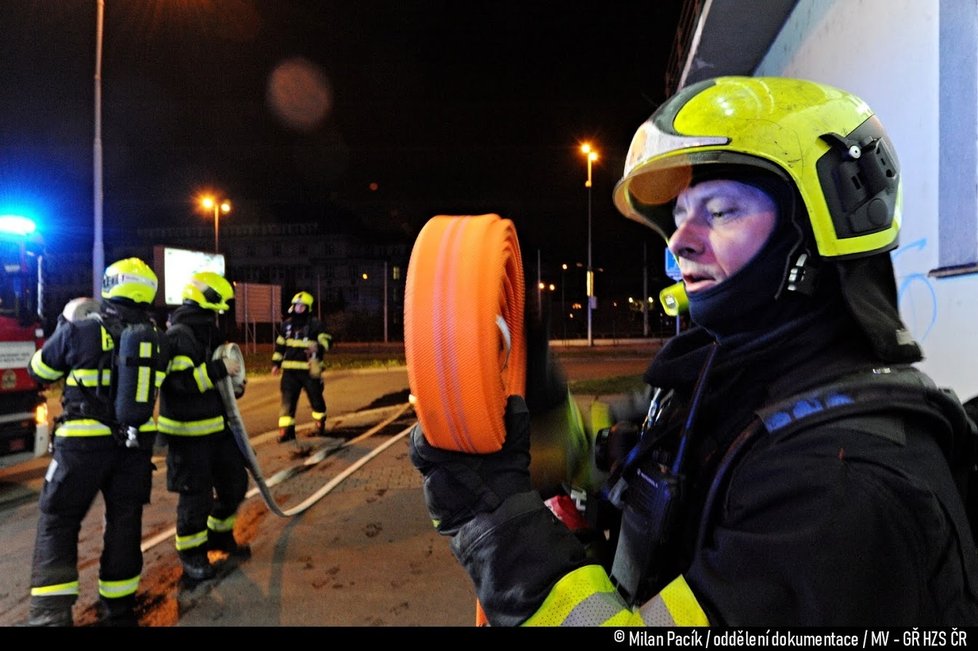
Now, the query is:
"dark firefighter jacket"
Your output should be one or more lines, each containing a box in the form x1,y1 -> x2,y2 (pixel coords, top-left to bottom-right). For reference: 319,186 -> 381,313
158,305 -> 231,437
448,322 -> 978,627
272,313 -> 332,372
28,301 -> 167,449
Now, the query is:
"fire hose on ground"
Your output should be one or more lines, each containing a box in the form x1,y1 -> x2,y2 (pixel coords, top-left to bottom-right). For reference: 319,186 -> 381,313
212,343 -> 411,518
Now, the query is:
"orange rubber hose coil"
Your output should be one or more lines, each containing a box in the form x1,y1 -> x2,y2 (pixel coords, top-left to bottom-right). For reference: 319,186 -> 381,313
404,214 -> 527,454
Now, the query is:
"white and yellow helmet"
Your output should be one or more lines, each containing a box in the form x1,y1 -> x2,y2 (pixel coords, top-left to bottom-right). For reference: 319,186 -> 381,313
101,258 -> 158,305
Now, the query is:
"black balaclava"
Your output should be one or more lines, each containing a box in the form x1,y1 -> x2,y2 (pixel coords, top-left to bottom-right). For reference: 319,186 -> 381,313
678,164 -> 922,364
289,303 -> 310,326
102,296 -> 152,325
682,166 -> 809,342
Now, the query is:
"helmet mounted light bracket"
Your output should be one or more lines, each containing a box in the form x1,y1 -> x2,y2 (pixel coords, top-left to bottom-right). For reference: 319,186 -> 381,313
818,129 -> 898,242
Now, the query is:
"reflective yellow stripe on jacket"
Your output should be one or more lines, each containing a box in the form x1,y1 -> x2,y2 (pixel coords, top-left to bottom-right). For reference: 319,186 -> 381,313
169,355 -> 217,392
55,419 -> 113,438
29,350 -> 63,382
523,565 -> 708,627
65,369 -> 112,387
159,353 -> 224,435
158,414 -> 225,436
55,418 -> 157,438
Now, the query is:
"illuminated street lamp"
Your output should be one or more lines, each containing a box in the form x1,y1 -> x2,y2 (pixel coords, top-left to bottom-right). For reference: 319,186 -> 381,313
580,143 -> 598,346
200,195 -> 231,254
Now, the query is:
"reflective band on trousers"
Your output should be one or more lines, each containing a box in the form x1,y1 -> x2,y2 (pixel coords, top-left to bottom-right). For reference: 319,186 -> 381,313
31,581 -> 80,597
208,513 -> 236,533
99,575 -> 140,599
176,529 -> 208,551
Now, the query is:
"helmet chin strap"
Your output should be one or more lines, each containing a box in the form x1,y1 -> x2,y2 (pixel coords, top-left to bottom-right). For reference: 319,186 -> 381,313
785,251 -> 819,296
773,179 -> 821,300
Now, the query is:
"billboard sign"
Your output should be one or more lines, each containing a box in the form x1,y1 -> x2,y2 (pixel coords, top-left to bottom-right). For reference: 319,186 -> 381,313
153,246 -> 225,306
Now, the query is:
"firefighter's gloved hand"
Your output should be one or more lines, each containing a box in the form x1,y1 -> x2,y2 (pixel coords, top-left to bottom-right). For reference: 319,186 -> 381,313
409,395 -> 532,535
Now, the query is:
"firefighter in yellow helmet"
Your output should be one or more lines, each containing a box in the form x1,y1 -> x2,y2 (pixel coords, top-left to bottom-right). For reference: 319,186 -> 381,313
157,271 -> 251,582
271,291 -> 333,443
25,258 -> 167,626
409,77 -> 978,625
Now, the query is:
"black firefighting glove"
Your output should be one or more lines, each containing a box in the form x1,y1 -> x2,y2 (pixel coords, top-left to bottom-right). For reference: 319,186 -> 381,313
409,395 -> 533,536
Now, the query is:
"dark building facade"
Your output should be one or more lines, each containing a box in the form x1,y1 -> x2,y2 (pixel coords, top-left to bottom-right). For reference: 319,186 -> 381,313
42,221 -> 410,344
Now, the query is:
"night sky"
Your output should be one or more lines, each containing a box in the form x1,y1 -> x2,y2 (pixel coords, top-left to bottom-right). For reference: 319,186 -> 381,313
0,0 -> 684,291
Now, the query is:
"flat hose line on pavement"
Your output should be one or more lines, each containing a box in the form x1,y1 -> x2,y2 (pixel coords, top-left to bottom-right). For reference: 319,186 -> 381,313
241,402 -> 413,516
140,402 -> 413,552
404,214 -> 527,454
216,345 -> 412,518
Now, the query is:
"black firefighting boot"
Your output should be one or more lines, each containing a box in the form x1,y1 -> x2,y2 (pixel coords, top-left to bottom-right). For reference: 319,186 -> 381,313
313,417 -> 328,437
277,425 -> 296,443
178,548 -> 216,581
24,595 -> 74,627
98,594 -> 138,627
208,529 -> 251,559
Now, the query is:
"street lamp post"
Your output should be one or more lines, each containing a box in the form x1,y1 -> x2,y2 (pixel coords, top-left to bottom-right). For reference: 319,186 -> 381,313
93,0 -> 105,297
560,263 -> 567,341
580,143 -> 598,347
200,195 -> 231,254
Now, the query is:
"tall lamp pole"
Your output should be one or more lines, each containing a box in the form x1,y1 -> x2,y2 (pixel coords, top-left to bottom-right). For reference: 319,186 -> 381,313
93,0 -> 105,296
580,143 -> 598,347
200,195 -> 231,254
561,263 -> 567,341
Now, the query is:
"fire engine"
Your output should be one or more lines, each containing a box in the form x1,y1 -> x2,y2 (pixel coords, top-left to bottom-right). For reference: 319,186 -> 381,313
0,214 -> 49,468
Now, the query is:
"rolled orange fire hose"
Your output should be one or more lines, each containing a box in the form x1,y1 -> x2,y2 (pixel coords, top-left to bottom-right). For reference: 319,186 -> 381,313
404,213 -> 527,454
405,214 -> 602,626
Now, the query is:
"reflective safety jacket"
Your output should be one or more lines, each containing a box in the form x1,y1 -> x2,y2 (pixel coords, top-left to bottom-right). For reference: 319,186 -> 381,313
158,306 -> 231,437
28,305 -> 166,447
452,366 -> 978,627
272,314 -> 332,373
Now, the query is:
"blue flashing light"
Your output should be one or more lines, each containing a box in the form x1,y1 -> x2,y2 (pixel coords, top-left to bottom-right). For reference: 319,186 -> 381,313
0,215 -> 37,236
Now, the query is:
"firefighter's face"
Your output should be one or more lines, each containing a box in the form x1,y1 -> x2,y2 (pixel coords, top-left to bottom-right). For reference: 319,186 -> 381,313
293,303 -> 307,314
668,179 -> 778,295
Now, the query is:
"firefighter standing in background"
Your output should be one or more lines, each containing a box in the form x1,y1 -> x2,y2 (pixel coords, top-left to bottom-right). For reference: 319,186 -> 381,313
271,291 -> 333,443
24,258 -> 166,626
158,271 -> 250,582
